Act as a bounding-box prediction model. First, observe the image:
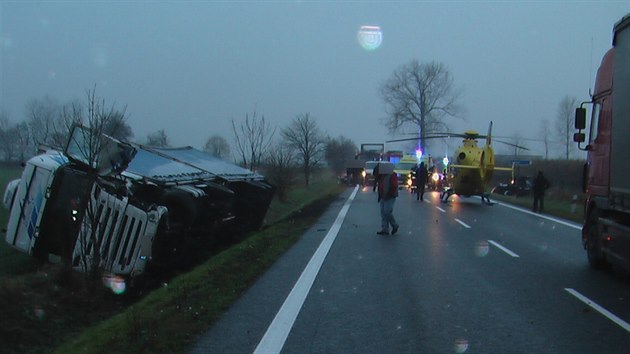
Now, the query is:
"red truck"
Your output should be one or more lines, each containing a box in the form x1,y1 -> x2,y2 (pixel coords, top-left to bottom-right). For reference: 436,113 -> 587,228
574,13 -> 630,270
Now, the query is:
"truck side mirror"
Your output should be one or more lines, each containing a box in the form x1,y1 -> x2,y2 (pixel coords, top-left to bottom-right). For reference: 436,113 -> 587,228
575,108 -> 586,130
573,132 -> 585,143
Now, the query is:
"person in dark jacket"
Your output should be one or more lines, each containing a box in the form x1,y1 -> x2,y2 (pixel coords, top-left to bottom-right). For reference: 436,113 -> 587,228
377,170 -> 399,235
532,171 -> 550,213
414,161 -> 428,201
372,163 -> 380,192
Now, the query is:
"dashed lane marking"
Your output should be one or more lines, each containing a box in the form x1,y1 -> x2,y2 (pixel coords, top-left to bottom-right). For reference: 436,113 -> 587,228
488,240 -> 520,257
455,218 -> 471,228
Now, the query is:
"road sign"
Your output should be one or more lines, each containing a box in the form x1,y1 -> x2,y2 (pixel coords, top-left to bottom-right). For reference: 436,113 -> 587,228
510,160 -> 532,165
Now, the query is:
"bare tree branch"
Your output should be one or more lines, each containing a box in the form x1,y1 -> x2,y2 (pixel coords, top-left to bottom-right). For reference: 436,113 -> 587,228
231,110 -> 276,171
380,60 -> 463,151
282,113 -> 325,186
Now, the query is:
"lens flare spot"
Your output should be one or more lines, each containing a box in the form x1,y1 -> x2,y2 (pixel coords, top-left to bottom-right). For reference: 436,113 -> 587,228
454,338 -> 469,353
90,46 -> 109,68
475,240 -> 489,257
357,25 -> 383,51
102,274 -> 126,295
34,306 -> 46,320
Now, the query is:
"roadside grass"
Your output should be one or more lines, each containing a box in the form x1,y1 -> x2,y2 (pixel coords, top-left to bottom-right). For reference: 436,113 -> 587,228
490,190 -> 584,224
51,172 -> 345,354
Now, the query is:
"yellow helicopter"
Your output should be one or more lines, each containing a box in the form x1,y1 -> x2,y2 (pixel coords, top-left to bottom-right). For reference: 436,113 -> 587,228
387,121 -> 526,205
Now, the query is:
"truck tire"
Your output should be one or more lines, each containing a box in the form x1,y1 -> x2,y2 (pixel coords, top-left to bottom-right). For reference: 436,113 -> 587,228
585,208 -> 608,269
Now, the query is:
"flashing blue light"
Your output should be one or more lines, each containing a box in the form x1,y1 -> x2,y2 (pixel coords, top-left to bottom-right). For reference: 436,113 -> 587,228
415,149 -> 423,159
443,156 -> 449,166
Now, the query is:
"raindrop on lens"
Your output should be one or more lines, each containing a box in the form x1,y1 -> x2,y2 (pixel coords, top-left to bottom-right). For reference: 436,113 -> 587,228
475,240 -> 489,257
357,25 -> 383,51
454,338 -> 469,353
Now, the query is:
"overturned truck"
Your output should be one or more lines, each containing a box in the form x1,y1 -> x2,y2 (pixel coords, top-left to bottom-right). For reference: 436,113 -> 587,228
2,125 -> 274,281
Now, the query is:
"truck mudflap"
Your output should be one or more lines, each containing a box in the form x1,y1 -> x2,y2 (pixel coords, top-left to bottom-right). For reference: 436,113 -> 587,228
71,186 -> 165,276
599,217 -> 630,270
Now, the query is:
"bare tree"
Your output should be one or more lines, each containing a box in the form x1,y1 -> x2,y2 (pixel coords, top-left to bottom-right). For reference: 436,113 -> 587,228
325,135 -> 358,176
26,96 -> 61,149
146,129 -> 169,147
265,141 -> 297,201
380,60 -> 462,151
13,121 -> 32,162
203,134 -> 231,159
102,111 -> 134,142
282,113 -> 325,186
556,96 -> 578,160
0,113 -> 31,162
66,88 -> 133,282
232,110 -> 276,171
509,132 -> 529,157
0,111 -> 13,161
540,118 -> 551,160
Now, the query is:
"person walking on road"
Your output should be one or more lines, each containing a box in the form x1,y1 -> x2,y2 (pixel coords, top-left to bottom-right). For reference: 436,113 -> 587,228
532,170 -> 550,213
376,163 -> 400,235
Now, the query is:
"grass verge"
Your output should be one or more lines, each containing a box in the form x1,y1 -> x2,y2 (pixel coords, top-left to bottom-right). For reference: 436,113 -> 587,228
489,192 -> 584,224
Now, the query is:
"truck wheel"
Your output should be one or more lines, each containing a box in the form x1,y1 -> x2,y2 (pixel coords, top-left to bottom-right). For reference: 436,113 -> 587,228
585,208 -> 607,269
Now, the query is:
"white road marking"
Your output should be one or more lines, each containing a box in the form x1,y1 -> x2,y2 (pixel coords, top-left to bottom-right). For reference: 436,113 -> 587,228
455,218 -> 471,229
253,185 -> 359,354
565,288 -> 630,333
495,201 -> 582,230
488,240 -> 520,257
436,206 -> 446,213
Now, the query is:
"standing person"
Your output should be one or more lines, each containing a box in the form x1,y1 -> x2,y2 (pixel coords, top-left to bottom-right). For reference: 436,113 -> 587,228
532,171 -> 550,213
377,164 -> 400,235
372,163 -> 380,192
415,161 -> 428,201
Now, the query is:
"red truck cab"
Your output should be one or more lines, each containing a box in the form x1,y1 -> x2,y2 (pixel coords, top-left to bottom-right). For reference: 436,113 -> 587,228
575,13 -> 630,270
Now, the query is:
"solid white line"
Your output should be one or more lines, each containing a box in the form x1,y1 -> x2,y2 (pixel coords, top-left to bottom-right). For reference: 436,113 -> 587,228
436,206 -> 446,213
495,201 -> 582,230
565,288 -> 630,333
253,185 -> 359,354
488,240 -> 520,257
455,218 -> 471,229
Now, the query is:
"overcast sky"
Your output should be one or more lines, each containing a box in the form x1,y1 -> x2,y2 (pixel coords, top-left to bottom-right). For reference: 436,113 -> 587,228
1,1 -> 629,158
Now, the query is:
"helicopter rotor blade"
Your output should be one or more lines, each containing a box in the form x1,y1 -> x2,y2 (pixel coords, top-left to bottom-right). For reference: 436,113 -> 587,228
493,139 -> 530,150
385,135 -> 453,143
486,121 -> 493,146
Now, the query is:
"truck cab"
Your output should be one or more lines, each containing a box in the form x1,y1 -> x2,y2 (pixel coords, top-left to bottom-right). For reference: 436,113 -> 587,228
574,13 -> 630,271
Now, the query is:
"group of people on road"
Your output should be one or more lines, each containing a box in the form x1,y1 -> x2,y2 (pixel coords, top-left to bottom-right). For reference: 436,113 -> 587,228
371,159 -> 551,235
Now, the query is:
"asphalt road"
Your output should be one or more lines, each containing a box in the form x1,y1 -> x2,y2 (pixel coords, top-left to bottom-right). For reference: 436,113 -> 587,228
189,185 -> 630,354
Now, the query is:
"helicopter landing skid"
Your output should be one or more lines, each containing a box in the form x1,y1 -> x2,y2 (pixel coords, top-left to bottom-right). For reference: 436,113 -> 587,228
440,188 -> 454,203
481,193 -> 495,205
